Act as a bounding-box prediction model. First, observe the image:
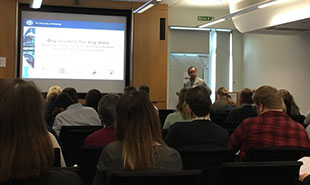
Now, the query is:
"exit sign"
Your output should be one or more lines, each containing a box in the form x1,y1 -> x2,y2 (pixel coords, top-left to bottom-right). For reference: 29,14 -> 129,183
197,16 -> 214,21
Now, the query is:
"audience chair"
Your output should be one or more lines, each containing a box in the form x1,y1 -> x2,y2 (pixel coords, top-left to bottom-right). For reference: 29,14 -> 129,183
107,170 -> 202,185
216,161 -> 302,185
210,112 -> 230,125
158,109 -> 175,127
244,147 -> 310,162
162,128 -> 169,139
291,115 -> 306,126
175,147 -> 234,185
59,126 -> 102,166
79,145 -> 104,185
53,147 -> 61,167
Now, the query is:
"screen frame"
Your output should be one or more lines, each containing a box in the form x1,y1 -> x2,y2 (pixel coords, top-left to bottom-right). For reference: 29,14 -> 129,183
17,4 -> 132,96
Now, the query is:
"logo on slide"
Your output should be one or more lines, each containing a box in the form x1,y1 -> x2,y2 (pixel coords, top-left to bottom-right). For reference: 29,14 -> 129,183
26,20 -> 34,26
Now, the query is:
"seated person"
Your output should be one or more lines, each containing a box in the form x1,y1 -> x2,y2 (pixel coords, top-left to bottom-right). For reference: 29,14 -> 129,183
138,85 -> 159,115
225,88 -> 257,127
84,93 -> 119,146
279,89 -> 301,116
165,86 -> 230,148
211,87 -> 229,113
0,79 -> 82,185
163,88 -> 191,129
84,89 -> 102,112
93,91 -> 182,185
45,85 -> 62,127
52,87 -> 101,136
229,85 -> 310,162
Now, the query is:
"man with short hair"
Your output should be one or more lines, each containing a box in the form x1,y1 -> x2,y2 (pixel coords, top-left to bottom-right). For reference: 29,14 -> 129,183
229,85 -> 310,162
84,93 -> 120,146
225,88 -> 257,127
183,66 -> 212,96
165,86 -> 229,148
53,87 -> 101,136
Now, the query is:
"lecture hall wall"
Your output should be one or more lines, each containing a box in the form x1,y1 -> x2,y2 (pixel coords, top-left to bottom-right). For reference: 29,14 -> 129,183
0,0 -> 168,109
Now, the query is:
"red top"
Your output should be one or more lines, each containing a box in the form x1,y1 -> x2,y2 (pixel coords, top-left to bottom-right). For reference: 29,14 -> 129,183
229,111 -> 310,162
84,127 -> 116,146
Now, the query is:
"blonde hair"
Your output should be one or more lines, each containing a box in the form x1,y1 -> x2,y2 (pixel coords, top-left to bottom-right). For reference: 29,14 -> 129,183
47,85 -> 62,100
216,87 -> 228,97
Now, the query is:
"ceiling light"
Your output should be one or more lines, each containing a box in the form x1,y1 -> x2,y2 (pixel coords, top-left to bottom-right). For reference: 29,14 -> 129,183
133,0 -> 160,14
30,0 -> 43,9
170,26 -> 210,31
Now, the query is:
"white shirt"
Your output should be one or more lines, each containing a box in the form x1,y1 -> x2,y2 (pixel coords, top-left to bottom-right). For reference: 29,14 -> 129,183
53,103 -> 101,136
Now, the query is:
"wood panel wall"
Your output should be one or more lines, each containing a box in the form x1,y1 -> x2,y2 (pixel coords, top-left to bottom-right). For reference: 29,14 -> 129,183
0,0 -> 17,78
0,0 -> 168,108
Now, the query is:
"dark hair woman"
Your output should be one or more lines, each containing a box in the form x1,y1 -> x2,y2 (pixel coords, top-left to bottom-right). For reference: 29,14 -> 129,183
93,90 -> 182,185
0,79 -> 83,185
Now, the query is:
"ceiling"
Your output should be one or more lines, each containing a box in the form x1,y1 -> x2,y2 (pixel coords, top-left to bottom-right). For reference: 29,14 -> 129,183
126,0 -> 310,34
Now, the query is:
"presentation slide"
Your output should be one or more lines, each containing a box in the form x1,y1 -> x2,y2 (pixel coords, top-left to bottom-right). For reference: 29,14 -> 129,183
19,9 -> 130,93
22,19 -> 125,80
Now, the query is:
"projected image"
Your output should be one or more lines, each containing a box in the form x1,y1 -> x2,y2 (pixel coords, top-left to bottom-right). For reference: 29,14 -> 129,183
21,18 -> 125,80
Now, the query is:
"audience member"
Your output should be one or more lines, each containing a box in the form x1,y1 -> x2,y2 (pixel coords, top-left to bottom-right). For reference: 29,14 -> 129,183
93,91 -> 182,185
84,93 -> 119,146
183,66 -> 212,95
123,85 -> 136,94
0,79 -> 82,184
53,87 -> 101,136
165,86 -> 229,148
305,111 -> 310,125
163,88 -> 191,129
279,89 -> 301,116
138,84 -> 159,114
85,89 -> 102,112
45,85 -> 62,127
211,87 -> 229,113
229,85 -> 310,162
225,88 -> 257,127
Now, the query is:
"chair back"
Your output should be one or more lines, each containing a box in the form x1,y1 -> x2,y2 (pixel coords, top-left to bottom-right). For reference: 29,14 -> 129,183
107,170 -> 201,185
244,147 -> 310,162
53,148 -> 61,167
216,161 -> 302,185
59,126 -> 102,166
176,147 -> 234,185
79,145 -> 104,185
291,115 -> 306,125
158,109 -> 175,127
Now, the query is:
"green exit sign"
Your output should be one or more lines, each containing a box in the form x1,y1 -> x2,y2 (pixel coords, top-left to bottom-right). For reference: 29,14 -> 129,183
197,16 -> 214,21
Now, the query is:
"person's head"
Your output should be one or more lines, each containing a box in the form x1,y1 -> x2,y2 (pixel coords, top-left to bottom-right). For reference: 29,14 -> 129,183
253,85 -> 283,115
97,93 -> 120,127
138,85 -> 150,98
123,86 -> 136,95
185,86 -> 212,118
62,87 -> 78,103
46,85 -> 62,100
226,94 -> 235,105
138,85 -> 150,94
216,87 -> 228,99
0,79 -> 54,183
85,89 -> 102,111
239,88 -> 254,105
279,89 -> 299,110
187,66 -> 198,80
116,91 -> 164,171
55,92 -> 75,110
176,88 -> 190,119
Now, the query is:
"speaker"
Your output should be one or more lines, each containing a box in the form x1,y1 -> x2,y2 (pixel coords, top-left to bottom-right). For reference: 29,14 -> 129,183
160,18 -> 166,40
